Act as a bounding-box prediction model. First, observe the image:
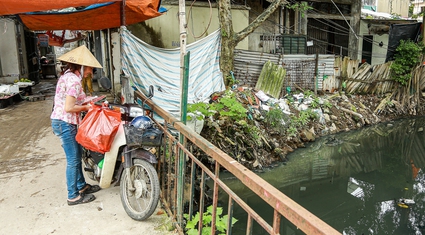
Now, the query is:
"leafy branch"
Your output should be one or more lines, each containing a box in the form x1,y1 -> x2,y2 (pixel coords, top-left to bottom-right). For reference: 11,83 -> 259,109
286,2 -> 313,17
184,206 -> 238,235
187,90 -> 247,122
390,40 -> 424,86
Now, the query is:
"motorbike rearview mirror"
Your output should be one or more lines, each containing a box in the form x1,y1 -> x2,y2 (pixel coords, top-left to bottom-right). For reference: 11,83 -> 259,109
99,77 -> 112,90
147,85 -> 154,99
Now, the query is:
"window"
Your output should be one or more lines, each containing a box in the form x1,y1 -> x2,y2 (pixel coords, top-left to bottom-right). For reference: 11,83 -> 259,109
282,36 -> 307,54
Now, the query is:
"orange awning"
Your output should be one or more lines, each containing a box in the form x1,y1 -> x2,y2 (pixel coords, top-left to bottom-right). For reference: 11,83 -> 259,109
0,0 -> 163,30
0,0 -> 117,15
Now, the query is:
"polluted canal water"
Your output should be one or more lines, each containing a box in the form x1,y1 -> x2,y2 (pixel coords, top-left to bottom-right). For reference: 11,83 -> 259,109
220,117 -> 425,235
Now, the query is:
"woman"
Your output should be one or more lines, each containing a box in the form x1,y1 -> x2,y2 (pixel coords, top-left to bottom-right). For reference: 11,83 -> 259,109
51,45 -> 102,206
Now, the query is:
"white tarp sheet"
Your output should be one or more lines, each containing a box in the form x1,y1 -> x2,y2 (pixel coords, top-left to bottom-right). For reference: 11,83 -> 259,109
121,27 -> 225,118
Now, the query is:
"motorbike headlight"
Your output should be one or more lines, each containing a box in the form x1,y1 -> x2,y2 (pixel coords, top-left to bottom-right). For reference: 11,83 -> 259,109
120,107 -> 126,114
129,106 -> 145,118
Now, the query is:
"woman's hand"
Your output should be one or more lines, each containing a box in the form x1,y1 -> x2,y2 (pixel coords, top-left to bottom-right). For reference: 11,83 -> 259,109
65,95 -> 91,113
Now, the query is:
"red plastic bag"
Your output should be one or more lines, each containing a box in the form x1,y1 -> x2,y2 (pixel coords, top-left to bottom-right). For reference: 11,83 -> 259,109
76,105 -> 122,154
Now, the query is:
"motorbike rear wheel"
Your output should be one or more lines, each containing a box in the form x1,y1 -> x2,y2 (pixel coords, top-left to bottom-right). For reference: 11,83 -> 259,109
120,158 -> 160,221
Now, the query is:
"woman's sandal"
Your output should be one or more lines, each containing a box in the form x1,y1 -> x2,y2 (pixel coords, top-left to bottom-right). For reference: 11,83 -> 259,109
67,193 -> 96,206
79,184 -> 101,194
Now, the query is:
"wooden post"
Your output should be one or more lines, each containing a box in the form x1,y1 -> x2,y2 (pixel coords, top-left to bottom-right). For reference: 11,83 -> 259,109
348,0 -> 361,60
300,2 -> 308,35
314,49 -> 318,95
285,8 -> 290,34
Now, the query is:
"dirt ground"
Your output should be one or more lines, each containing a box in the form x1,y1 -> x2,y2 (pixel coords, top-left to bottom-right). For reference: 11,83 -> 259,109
0,79 -> 176,235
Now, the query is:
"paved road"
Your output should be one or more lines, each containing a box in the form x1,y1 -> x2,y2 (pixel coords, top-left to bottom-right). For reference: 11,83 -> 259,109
0,79 -> 176,235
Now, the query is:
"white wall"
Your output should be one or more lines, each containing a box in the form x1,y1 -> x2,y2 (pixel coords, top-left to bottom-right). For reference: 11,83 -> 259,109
358,20 -> 389,66
111,30 -> 121,94
377,0 -> 410,17
0,18 -> 26,83
143,4 -> 249,49
412,1 -> 425,15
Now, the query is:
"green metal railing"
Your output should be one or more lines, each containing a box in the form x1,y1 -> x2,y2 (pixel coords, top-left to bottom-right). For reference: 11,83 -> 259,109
135,90 -> 341,235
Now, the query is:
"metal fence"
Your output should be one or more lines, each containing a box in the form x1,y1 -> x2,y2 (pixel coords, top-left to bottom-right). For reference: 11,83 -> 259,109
234,50 -> 338,95
135,90 -> 341,235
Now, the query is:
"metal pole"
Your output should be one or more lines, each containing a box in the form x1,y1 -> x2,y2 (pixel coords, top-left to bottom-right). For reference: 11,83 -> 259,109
117,0 -> 126,102
314,49 -> 318,95
121,0 -> 126,26
423,14 -> 425,46
0,55 -> 2,77
180,53 -> 189,124
177,54 -> 190,226
177,0 -> 188,227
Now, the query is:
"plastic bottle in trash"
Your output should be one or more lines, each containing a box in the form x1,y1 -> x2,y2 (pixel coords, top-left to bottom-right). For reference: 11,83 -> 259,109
98,159 -> 104,169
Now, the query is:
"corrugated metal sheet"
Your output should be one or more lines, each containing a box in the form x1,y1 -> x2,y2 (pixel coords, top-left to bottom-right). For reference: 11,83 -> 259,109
234,50 -> 282,87
234,49 -> 337,95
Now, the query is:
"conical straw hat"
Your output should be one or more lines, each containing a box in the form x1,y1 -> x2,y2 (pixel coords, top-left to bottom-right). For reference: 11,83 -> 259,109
58,45 -> 102,68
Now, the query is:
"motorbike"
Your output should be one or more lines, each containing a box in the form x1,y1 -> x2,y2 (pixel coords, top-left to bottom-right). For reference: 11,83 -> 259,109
81,85 -> 163,221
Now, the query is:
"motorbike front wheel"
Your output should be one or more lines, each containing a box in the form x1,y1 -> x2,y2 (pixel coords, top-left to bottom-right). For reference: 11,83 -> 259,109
120,158 -> 160,221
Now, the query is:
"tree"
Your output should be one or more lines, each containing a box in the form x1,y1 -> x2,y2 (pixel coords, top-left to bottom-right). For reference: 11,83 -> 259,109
218,0 -> 287,86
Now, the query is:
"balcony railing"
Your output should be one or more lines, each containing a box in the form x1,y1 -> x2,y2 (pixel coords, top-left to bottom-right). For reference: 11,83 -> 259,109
135,90 -> 341,235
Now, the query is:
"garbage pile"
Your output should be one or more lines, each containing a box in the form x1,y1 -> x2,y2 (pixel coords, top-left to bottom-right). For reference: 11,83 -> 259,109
188,87 -> 384,170
186,60 -> 408,169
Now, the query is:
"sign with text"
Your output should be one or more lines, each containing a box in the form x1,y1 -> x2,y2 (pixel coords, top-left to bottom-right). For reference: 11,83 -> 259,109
38,34 -> 49,47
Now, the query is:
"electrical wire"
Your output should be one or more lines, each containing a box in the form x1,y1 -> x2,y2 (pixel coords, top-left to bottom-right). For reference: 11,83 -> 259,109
185,0 -> 397,57
241,5 -> 355,54
307,3 -> 401,53
302,2 -> 395,51
307,17 -> 392,54
186,0 -> 213,39
241,0 -> 397,56
330,0 -> 358,39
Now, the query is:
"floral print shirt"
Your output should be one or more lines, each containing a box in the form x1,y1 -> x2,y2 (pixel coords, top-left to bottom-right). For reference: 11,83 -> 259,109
50,70 -> 86,125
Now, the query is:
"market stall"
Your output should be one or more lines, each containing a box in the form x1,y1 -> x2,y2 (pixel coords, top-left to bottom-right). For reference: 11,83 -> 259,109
0,84 -> 21,108
40,53 -> 57,79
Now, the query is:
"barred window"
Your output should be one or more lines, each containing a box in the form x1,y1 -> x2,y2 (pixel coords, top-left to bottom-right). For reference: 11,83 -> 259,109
282,36 -> 307,54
